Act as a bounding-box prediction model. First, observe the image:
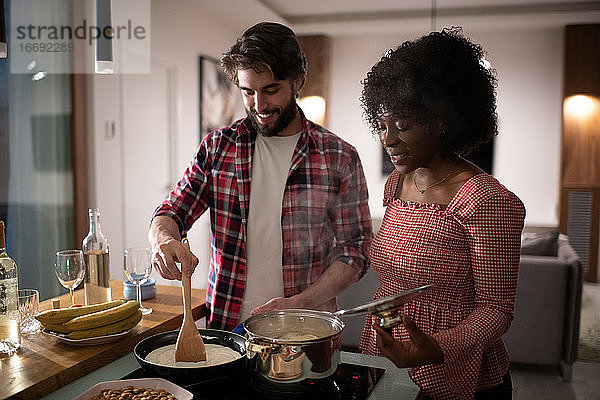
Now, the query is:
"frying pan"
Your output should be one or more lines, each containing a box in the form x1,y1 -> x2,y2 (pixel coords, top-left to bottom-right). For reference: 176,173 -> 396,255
134,329 -> 246,384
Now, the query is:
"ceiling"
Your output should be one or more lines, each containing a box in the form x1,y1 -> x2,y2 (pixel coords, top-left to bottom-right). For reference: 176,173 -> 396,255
258,0 -> 599,17
253,0 -> 600,35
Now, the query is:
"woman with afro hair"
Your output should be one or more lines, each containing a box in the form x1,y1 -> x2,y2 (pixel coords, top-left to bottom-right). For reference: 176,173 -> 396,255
359,28 -> 526,399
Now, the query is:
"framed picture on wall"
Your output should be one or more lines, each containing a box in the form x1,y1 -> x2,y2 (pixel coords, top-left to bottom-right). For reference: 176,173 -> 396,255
198,55 -> 245,139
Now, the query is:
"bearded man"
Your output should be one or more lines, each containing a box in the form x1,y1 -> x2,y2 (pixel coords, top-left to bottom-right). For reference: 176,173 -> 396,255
149,22 -> 372,331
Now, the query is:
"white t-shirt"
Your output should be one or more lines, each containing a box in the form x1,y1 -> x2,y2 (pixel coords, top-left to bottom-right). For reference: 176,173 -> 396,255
239,132 -> 301,322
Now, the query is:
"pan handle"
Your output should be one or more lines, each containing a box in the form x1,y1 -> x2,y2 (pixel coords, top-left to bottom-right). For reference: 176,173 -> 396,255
245,337 -> 282,359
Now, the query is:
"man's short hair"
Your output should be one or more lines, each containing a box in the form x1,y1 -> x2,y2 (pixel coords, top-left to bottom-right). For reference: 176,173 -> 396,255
220,22 -> 306,86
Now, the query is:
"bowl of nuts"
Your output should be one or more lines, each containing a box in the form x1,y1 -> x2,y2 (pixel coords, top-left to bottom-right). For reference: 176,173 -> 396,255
74,378 -> 192,400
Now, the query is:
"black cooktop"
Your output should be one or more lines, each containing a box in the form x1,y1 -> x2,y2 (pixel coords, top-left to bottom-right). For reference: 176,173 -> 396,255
122,362 -> 385,400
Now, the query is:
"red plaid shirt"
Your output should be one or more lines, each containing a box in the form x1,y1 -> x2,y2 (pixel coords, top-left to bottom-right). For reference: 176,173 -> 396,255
360,172 -> 525,399
154,113 -> 372,330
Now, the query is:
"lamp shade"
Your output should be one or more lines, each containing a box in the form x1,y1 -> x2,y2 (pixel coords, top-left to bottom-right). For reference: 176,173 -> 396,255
298,35 -> 330,127
298,96 -> 326,126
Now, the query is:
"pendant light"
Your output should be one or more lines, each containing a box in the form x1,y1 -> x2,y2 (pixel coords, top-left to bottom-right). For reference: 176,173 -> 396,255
95,0 -> 113,74
430,0 -> 437,32
0,0 -> 6,58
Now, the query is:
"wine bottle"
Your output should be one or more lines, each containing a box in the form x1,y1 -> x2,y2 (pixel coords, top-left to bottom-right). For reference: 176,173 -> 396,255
82,209 -> 112,305
0,221 -> 20,355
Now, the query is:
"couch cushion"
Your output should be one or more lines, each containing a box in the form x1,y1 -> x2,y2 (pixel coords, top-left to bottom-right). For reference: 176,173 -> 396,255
505,257 -> 567,364
521,230 -> 559,256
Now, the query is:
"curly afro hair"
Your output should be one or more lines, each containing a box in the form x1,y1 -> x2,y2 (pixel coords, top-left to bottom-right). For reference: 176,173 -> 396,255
360,27 -> 498,156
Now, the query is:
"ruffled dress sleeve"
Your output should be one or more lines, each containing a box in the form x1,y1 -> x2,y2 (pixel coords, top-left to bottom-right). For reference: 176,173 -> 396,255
429,189 -> 525,397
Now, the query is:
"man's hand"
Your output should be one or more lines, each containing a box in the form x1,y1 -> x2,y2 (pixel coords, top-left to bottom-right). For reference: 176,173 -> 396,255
149,216 -> 199,280
373,314 -> 443,368
250,296 -> 302,315
152,238 -> 199,280
248,261 -> 360,316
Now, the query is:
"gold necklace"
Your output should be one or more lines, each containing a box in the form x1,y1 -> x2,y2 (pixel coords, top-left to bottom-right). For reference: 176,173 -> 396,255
413,157 -> 459,195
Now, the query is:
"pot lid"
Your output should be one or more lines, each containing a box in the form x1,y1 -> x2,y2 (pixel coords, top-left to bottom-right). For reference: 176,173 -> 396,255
334,284 -> 434,318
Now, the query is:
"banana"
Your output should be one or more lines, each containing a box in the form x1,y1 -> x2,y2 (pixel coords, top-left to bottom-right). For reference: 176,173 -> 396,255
36,299 -> 127,324
62,300 -> 140,331
64,309 -> 142,340
40,321 -> 72,334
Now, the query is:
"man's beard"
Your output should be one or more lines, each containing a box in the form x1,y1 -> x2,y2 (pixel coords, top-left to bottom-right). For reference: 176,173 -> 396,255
246,94 -> 298,137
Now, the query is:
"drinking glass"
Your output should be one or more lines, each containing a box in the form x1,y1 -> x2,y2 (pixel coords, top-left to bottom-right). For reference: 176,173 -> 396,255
55,250 -> 86,306
18,289 -> 41,334
124,247 -> 152,315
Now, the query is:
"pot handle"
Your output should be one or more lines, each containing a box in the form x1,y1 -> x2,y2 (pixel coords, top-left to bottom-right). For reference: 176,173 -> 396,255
378,314 -> 403,329
245,338 -> 281,359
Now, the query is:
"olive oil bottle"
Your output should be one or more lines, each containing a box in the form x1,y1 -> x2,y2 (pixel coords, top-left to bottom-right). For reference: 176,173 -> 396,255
82,209 -> 112,305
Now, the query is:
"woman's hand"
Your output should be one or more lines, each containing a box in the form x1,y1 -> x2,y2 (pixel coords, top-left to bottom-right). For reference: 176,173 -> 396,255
373,314 -> 444,368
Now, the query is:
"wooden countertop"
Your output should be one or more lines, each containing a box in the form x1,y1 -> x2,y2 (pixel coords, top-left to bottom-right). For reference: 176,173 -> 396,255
1,280 -> 207,400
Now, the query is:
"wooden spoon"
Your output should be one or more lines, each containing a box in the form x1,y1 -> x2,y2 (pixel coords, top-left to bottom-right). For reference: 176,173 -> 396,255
174,238 -> 207,362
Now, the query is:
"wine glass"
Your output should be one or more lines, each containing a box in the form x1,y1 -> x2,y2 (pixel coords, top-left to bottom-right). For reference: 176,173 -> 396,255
124,247 -> 152,315
55,250 -> 86,306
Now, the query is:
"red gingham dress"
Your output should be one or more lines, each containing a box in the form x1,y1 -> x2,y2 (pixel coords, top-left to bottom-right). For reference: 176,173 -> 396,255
360,171 -> 525,399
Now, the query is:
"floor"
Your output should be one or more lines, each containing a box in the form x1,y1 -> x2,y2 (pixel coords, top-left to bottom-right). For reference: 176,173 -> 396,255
510,282 -> 600,400
511,362 -> 599,399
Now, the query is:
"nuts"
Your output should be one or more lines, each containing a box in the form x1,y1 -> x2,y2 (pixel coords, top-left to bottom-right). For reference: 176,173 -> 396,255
88,386 -> 177,400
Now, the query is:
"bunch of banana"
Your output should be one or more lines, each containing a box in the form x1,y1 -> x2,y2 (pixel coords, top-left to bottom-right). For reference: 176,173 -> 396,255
36,299 -> 142,339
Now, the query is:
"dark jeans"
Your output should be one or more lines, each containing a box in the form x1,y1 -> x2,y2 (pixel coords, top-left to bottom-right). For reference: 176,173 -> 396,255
419,372 -> 512,400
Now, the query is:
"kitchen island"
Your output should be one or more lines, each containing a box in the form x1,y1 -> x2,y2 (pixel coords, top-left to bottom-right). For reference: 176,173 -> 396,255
3,280 -> 419,399
0,280 -> 207,399
42,349 -> 420,399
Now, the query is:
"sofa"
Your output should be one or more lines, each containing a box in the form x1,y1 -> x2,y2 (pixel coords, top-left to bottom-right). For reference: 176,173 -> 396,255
339,230 -> 583,382
503,232 -> 583,381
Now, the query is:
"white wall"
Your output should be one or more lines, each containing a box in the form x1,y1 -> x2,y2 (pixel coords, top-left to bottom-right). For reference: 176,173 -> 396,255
328,26 -> 563,227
